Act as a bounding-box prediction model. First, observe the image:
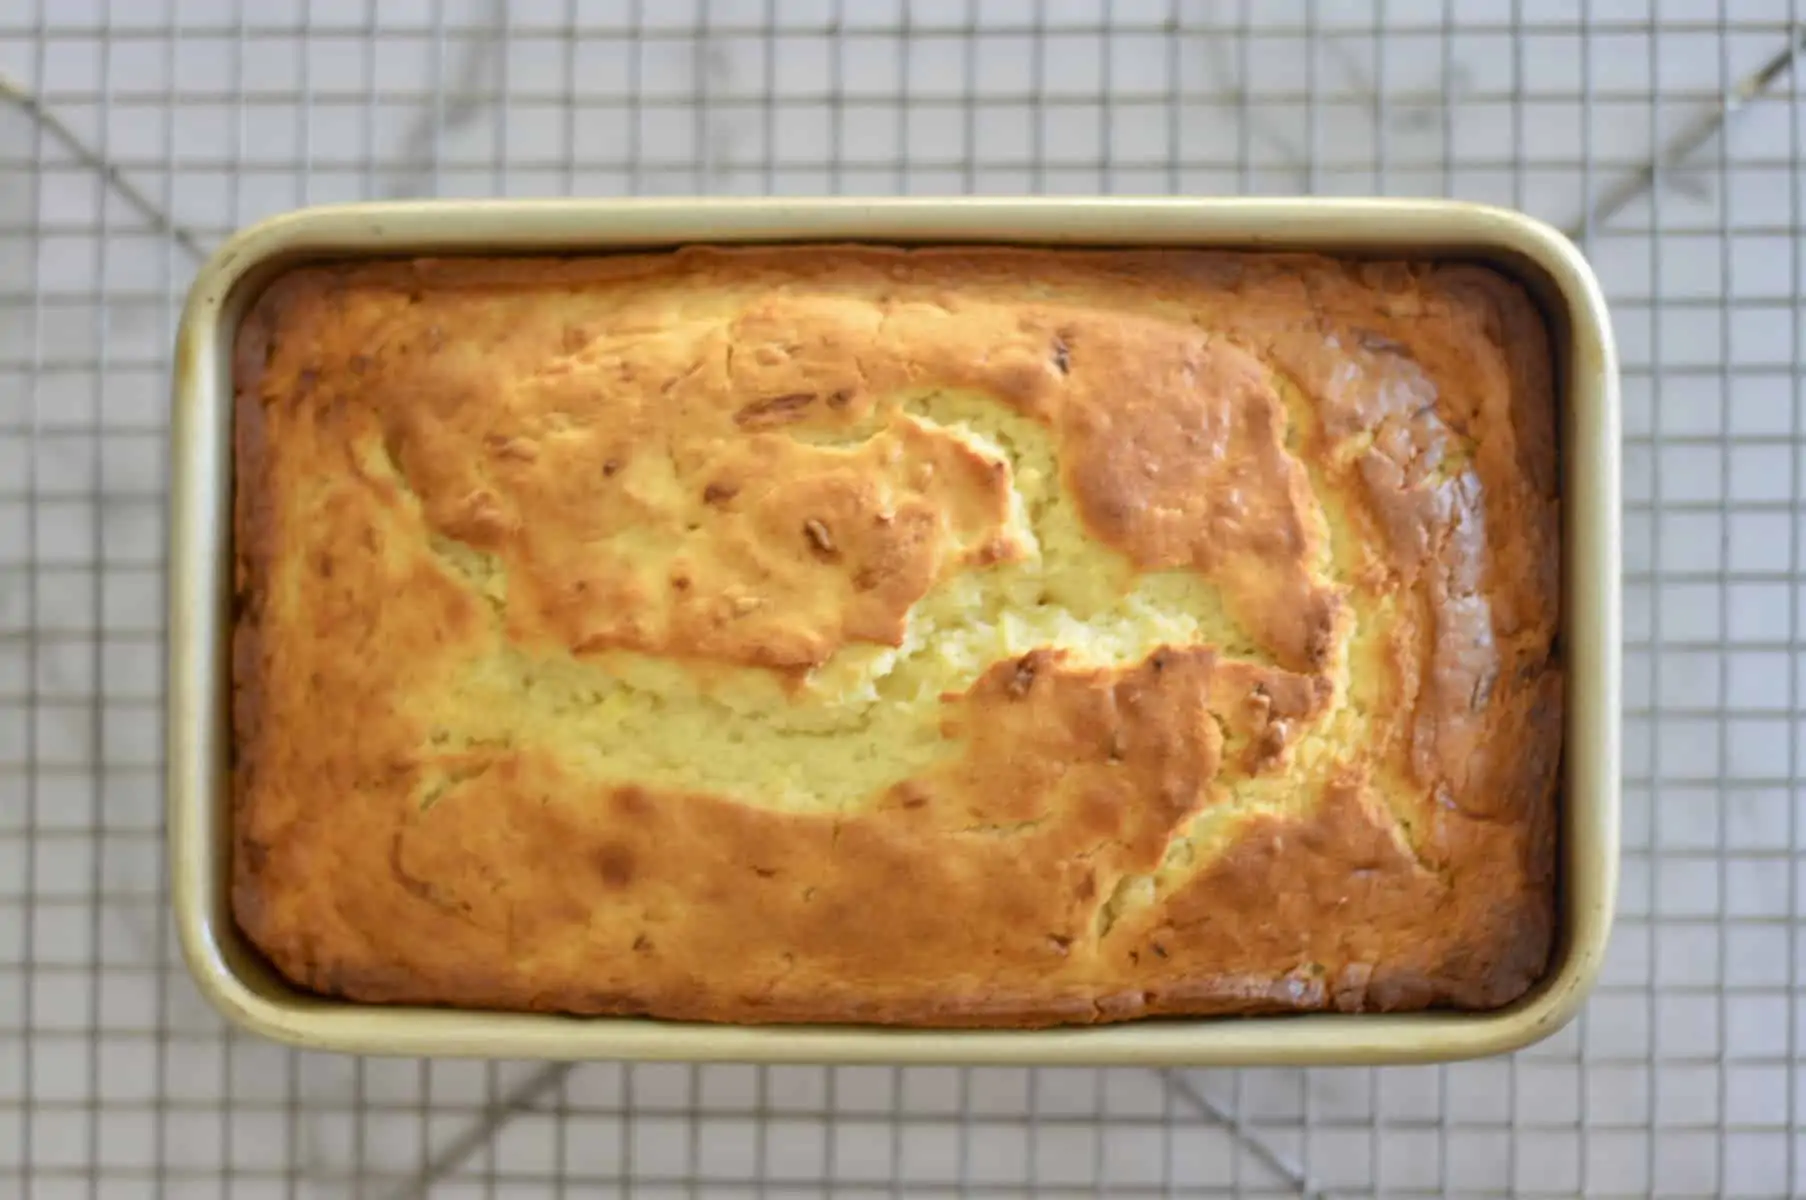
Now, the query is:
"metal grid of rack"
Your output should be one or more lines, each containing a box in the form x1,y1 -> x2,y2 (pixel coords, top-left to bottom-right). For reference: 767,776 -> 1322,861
3,0 -> 1803,1195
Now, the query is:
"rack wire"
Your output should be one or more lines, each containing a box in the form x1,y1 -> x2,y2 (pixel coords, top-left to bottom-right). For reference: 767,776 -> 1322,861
3,0 -> 1804,1196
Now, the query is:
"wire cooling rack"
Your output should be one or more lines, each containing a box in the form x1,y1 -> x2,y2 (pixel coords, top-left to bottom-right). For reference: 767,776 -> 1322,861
3,1 -> 1804,1196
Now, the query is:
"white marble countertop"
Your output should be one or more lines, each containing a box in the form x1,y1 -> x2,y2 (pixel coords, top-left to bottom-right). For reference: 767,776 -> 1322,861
3,0 -> 1805,1196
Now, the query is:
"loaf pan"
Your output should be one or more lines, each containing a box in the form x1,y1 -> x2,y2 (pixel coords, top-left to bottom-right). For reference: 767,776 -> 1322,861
168,198 -> 1619,1065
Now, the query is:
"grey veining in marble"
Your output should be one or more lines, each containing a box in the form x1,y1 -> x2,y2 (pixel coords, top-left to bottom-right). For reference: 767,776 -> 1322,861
3,0 -> 1805,1195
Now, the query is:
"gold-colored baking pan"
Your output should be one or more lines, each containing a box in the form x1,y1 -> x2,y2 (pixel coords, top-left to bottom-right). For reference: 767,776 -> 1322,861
168,198 -> 1619,1065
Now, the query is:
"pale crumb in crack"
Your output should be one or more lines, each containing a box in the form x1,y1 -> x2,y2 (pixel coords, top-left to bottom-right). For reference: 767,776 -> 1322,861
427,534 -> 507,615
1006,655 -> 1037,698
415,386 -> 1328,826
1096,872 -> 1157,939
417,761 -> 493,812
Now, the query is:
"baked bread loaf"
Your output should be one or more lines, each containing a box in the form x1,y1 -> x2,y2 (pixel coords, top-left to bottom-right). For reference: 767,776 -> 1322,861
232,246 -> 1561,1026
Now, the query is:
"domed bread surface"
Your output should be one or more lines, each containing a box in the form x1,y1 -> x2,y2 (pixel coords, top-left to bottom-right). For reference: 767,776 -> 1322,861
231,247 -> 1559,1025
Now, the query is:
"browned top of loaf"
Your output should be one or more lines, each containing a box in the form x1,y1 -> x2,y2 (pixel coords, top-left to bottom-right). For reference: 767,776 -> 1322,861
231,246 -> 1561,1025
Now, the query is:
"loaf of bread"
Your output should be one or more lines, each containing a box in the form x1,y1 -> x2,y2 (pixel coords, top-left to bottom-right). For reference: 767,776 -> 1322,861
231,246 -> 1561,1026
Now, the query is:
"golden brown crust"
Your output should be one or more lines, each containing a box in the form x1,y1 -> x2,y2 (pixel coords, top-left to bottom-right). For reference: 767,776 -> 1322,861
231,246 -> 1560,1026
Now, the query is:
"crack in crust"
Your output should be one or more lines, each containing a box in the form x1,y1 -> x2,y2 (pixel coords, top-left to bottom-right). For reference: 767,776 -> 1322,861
230,246 -> 1561,1026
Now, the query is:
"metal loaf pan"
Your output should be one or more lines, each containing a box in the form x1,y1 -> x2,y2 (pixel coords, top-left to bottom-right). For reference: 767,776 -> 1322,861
168,198 -> 1619,1065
